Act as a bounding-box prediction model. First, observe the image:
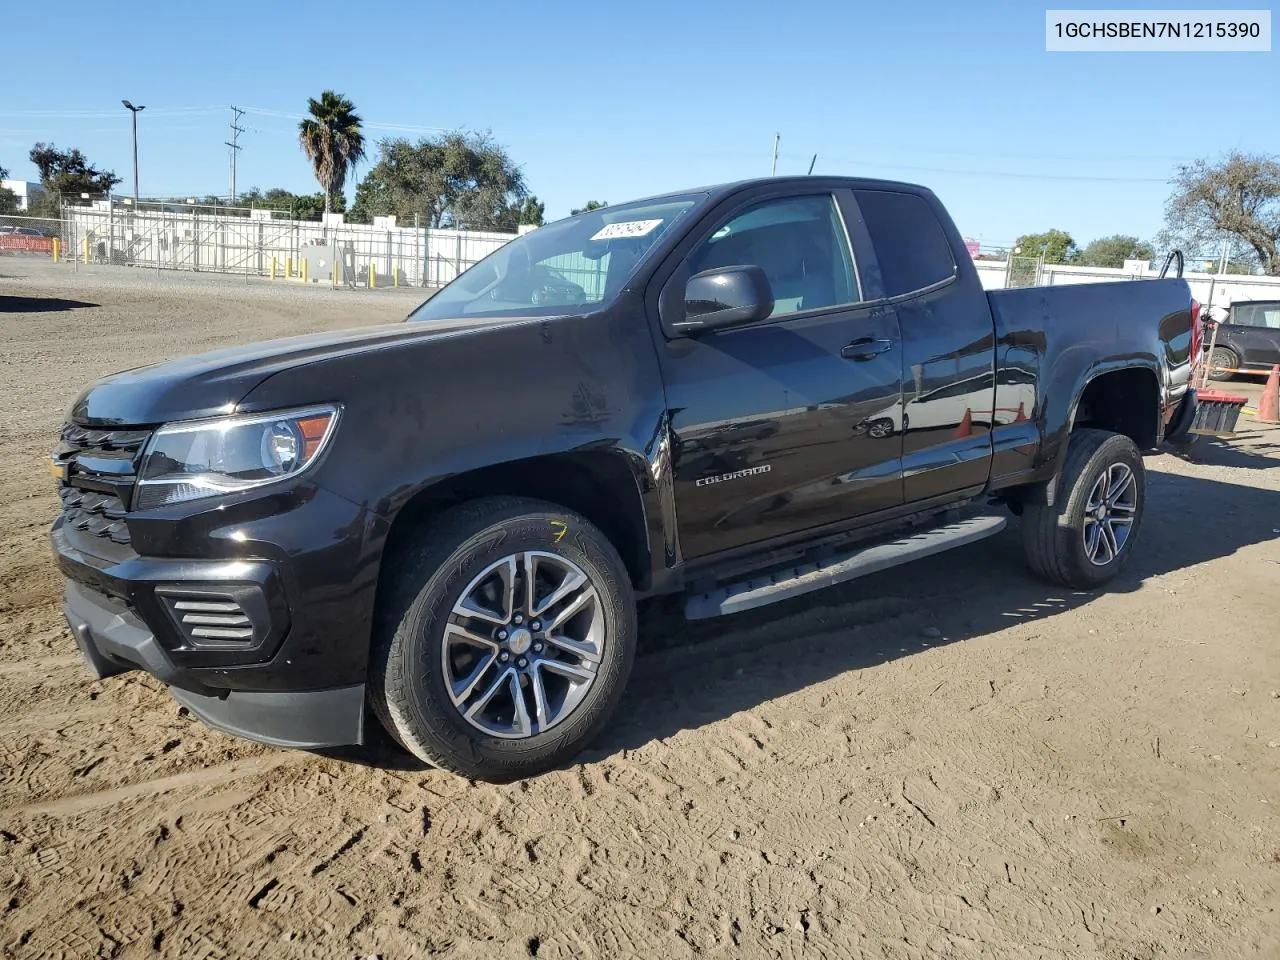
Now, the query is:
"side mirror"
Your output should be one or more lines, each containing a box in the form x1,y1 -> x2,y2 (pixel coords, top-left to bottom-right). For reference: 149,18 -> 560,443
674,265 -> 774,334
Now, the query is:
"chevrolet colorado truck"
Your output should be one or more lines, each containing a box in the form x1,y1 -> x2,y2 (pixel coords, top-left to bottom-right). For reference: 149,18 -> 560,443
50,176 -> 1202,781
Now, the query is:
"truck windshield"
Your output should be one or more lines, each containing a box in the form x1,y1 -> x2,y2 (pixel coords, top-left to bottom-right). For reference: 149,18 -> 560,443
407,194 -> 706,321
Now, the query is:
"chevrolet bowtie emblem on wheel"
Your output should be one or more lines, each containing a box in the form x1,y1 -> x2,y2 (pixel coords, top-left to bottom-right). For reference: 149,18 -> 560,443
695,464 -> 772,487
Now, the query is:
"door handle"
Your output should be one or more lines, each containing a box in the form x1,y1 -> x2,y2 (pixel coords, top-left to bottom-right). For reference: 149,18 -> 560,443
841,337 -> 894,361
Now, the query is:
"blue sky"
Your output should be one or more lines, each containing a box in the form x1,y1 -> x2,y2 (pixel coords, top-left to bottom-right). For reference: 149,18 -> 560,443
2,0 -> 1274,252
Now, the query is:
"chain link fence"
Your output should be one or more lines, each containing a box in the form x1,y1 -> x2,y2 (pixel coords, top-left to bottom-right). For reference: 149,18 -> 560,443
0,214 -> 65,256
1004,255 -> 1044,288
51,196 -> 518,288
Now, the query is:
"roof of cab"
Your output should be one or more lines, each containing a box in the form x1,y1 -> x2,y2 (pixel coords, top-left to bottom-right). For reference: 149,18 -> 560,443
619,175 -> 934,208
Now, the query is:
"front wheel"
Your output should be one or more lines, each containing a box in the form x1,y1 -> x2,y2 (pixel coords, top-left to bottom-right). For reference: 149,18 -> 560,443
1021,429 -> 1146,588
370,496 -> 637,781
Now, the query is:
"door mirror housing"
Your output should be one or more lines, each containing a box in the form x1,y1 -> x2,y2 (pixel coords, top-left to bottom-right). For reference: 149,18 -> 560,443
674,265 -> 774,334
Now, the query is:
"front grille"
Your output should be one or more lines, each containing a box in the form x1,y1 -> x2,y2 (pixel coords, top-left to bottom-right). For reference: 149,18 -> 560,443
59,486 -> 131,543
59,423 -> 153,457
55,421 -> 153,551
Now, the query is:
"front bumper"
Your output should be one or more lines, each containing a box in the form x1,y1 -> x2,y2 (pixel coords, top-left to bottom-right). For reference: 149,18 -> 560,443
63,578 -> 365,749
50,480 -> 383,751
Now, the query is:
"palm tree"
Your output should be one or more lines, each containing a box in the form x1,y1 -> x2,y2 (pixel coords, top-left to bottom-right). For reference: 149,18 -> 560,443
298,91 -> 365,214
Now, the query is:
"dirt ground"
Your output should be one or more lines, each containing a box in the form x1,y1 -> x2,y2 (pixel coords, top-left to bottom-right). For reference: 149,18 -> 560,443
2,259 -> 1278,959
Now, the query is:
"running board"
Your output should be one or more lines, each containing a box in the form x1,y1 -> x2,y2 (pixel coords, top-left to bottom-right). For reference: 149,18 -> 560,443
683,514 -> 1008,620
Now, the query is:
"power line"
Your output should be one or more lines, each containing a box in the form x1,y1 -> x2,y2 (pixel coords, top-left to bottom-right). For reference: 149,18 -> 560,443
239,106 -> 449,135
225,105 -> 245,203
0,106 -> 224,118
809,154 -> 1171,184
783,145 -> 1195,164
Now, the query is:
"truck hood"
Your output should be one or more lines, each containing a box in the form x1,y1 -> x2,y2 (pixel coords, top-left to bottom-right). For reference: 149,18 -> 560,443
68,315 -> 530,426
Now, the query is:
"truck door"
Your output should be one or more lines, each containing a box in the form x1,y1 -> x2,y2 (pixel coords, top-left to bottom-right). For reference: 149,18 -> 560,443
652,188 -> 905,561
852,188 -> 997,503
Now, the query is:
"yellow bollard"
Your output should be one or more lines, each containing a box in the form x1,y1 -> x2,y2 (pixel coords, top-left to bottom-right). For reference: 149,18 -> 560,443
331,261 -> 338,286
51,238 -> 60,262
286,256 -> 293,278
301,258 -> 308,283
393,266 -> 399,288
83,236 -> 90,263
368,263 -> 375,288
270,257 -> 277,280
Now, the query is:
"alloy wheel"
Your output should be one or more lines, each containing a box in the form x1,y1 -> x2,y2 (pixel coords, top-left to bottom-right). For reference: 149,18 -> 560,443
442,551 -> 605,739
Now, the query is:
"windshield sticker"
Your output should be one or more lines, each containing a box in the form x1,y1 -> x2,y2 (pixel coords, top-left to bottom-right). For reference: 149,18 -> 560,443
590,219 -> 663,241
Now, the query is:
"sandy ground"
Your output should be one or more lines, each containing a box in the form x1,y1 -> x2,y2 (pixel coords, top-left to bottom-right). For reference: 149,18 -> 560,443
1,258 -> 1278,959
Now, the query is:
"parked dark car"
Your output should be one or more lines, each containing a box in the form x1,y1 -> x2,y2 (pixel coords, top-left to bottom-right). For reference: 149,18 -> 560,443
1205,299 -> 1280,378
49,175 -> 1201,780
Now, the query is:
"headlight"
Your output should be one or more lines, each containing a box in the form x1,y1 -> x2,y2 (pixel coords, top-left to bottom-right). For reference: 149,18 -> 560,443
135,404 -> 340,509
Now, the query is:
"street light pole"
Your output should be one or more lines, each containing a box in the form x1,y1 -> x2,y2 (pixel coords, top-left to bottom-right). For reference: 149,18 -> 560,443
121,100 -> 145,206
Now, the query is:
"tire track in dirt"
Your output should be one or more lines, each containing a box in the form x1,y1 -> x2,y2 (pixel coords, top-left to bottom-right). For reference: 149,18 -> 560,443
0,654 -> 82,678
7,753 -> 302,818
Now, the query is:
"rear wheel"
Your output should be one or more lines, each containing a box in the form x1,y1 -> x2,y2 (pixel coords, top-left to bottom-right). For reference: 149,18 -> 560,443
1207,346 -> 1239,381
370,496 -> 637,781
1021,429 -> 1145,588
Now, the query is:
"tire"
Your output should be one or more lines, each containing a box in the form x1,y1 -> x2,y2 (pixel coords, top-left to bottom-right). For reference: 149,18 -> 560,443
370,496 -> 637,781
1207,346 -> 1239,381
1021,429 -> 1145,589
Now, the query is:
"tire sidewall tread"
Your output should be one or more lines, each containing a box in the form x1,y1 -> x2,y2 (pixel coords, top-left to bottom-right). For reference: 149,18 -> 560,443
1022,429 -> 1146,589
369,496 -> 636,781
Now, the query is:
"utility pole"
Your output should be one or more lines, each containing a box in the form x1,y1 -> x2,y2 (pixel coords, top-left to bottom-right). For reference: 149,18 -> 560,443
226,105 -> 245,204
771,133 -> 780,176
121,100 -> 145,205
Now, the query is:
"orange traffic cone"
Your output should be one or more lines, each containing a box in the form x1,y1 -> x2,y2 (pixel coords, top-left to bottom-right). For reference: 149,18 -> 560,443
955,407 -> 973,438
1013,401 -> 1027,423
1257,364 -> 1280,424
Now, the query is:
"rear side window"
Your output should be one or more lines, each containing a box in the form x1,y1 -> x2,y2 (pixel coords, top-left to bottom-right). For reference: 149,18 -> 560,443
1231,303 -> 1280,329
854,190 -> 957,298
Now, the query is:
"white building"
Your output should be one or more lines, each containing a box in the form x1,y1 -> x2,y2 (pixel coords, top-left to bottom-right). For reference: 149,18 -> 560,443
2,180 -> 46,211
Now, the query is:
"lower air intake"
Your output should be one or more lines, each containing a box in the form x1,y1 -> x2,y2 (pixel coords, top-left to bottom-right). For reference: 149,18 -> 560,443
172,598 -> 254,642
155,586 -> 268,650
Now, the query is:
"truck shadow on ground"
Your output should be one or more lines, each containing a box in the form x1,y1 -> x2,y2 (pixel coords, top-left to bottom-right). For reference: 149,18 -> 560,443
1176,432 -> 1280,471
336,448 -> 1280,775
0,295 -> 98,313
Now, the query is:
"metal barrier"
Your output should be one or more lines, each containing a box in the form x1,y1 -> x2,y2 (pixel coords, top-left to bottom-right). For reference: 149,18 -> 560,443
0,215 -> 64,257
55,197 -> 518,287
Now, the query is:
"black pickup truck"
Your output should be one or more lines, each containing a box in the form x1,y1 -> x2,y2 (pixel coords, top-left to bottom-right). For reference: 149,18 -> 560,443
50,176 -> 1202,780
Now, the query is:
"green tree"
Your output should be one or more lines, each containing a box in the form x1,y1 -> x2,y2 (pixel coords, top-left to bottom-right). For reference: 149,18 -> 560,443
1013,229 -> 1077,264
298,91 -> 366,214
28,143 -> 120,197
570,200 -> 607,215
0,164 -> 17,214
1074,234 -> 1155,268
350,130 -> 531,230
348,173 -> 391,224
237,187 -> 343,221
1160,151 -> 1280,276
517,196 -> 545,226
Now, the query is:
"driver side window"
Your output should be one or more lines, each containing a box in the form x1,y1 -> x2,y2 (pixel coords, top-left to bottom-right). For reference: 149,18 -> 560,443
687,194 -> 860,319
